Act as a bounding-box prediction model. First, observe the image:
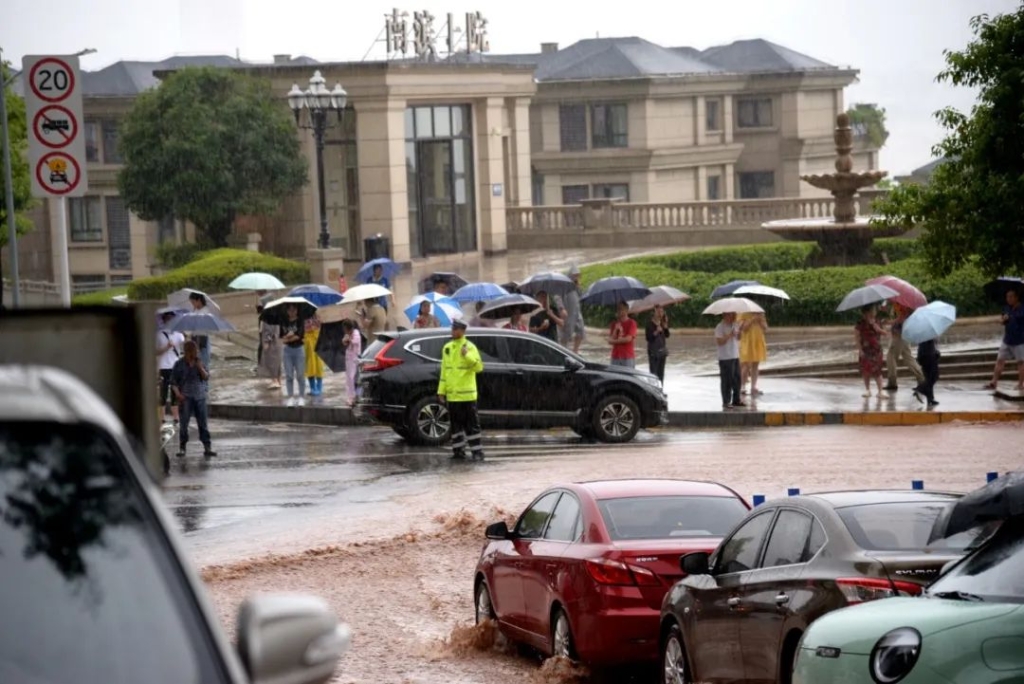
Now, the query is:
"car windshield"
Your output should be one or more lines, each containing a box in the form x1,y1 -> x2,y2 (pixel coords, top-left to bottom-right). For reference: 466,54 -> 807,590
928,518 -> 1024,603
0,423 -> 223,684
597,495 -> 748,540
837,501 -> 987,551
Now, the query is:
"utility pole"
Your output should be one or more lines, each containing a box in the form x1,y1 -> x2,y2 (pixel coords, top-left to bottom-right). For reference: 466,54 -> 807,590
0,47 -> 21,309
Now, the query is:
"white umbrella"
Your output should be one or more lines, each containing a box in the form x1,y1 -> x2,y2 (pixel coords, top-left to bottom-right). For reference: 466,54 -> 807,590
628,285 -> 691,314
167,288 -> 222,316
836,284 -> 900,312
339,283 -> 392,305
702,297 -> 764,315
732,284 -> 791,300
228,272 -> 286,290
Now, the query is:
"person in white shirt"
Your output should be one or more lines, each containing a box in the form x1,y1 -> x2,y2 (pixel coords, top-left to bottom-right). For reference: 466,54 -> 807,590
156,310 -> 186,423
715,312 -> 744,409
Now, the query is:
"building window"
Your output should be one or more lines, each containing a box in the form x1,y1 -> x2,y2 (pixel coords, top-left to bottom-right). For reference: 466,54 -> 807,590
591,103 -> 628,148
101,120 -> 122,163
738,171 -> 775,199
561,185 -> 589,205
706,99 -> 722,132
707,175 -> 722,200
71,275 -> 107,294
68,196 -> 103,242
559,105 -> 587,152
83,121 -> 100,162
592,183 -> 629,201
737,98 -> 773,128
106,196 -> 132,270
531,168 -> 544,205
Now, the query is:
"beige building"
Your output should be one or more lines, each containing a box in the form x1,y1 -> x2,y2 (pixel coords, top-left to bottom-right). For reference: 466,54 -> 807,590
7,37 -> 878,292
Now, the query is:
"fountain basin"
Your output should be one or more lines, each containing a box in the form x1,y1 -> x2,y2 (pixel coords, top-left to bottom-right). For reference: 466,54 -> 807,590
763,217 -> 910,266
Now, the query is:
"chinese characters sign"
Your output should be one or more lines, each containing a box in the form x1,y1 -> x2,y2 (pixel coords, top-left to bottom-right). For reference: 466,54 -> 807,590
384,8 -> 490,60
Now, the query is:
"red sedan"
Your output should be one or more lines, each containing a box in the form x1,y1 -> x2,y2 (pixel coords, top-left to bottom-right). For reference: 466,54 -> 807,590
473,479 -> 750,665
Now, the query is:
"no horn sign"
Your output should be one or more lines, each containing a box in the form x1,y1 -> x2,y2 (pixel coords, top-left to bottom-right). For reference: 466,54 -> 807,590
23,54 -> 89,198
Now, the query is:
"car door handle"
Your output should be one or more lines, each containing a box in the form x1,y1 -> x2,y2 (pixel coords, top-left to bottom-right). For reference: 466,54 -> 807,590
775,593 -> 790,605
727,597 -> 741,608
513,369 -> 524,376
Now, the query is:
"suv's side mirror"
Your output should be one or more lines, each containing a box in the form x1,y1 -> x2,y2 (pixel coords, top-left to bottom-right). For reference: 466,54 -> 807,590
485,521 -> 512,540
237,593 -> 351,684
564,357 -> 583,372
680,551 -> 711,576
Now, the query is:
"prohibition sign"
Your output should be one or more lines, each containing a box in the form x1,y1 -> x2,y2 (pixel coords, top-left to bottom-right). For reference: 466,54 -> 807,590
35,152 -> 82,195
33,105 -> 79,149
29,57 -> 76,103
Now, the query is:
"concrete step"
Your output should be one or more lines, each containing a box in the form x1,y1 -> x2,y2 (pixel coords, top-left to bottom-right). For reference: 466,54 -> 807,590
759,350 -> 1001,377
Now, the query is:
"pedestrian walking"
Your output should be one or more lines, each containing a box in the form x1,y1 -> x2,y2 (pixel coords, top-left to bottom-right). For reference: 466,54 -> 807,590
985,288 -> 1024,391
369,263 -> 392,312
607,301 -> 638,368
171,339 -> 216,458
342,318 -> 362,407
855,304 -> 888,398
256,305 -> 282,389
156,310 -> 184,423
739,312 -> 768,396
438,320 -> 485,461
884,302 -> 924,391
529,290 -> 563,342
280,303 -> 307,406
557,265 -> 586,353
645,304 -> 670,383
304,315 -> 325,396
715,312 -> 744,409
913,339 -> 941,407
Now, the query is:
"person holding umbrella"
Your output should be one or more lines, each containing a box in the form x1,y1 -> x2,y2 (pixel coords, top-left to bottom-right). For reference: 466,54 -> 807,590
342,319 -> 362,407
188,291 -> 213,371
645,305 -> 670,383
606,301 -> 638,367
368,263 -> 393,312
985,287 -> 1024,392
884,302 -> 925,392
715,312 -> 744,409
156,309 -> 184,423
412,301 -> 441,329
557,265 -> 586,353
855,304 -> 888,398
280,303 -> 308,406
438,319 -> 485,461
304,314 -> 325,397
529,290 -> 563,342
171,339 -> 216,459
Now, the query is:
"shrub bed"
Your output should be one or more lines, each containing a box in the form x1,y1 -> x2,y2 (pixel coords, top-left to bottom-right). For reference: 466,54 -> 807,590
128,248 -> 309,301
71,286 -> 128,306
580,240 -> 989,328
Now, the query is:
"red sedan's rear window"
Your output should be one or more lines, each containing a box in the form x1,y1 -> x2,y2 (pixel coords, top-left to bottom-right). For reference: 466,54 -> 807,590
597,495 -> 749,540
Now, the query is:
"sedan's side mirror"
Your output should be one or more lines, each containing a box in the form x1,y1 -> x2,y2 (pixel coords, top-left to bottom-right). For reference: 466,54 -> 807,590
680,551 -> 711,576
564,357 -> 583,372
237,593 -> 351,684
485,521 -> 512,540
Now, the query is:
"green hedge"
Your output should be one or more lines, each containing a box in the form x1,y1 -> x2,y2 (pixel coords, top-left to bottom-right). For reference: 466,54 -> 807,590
580,243 -> 989,328
128,248 -> 309,300
71,286 -> 128,306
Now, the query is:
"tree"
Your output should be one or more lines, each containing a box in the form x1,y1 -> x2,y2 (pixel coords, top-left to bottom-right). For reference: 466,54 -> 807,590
117,67 -> 307,247
873,7 -> 1024,278
0,60 -> 35,249
846,103 -> 890,149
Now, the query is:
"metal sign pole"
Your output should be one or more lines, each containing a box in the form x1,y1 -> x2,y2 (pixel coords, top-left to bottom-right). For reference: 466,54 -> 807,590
54,196 -> 70,306
0,54 -> 21,308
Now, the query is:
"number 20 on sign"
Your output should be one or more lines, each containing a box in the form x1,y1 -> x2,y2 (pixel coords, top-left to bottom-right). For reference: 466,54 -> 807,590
22,54 -> 89,198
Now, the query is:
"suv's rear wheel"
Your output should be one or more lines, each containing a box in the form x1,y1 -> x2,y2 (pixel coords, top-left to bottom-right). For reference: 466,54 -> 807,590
407,395 -> 451,446
591,394 -> 641,443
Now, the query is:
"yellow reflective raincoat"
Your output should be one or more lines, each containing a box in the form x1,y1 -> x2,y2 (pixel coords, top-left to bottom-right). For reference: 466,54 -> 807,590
438,338 -> 483,402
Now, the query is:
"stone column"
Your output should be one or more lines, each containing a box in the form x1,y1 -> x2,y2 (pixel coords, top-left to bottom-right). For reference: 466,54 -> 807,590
355,98 -> 411,264
725,163 -> 736,199
474,97 -> 507,255
306,247 -> 347,289
723,96 -> 734,144
697,166 -> 709,200
694,95 -> 705,146
510,97 -> 532,207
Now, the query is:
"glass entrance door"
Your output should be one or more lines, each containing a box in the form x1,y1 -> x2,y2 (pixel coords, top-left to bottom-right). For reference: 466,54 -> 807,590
418,140 -> 456,254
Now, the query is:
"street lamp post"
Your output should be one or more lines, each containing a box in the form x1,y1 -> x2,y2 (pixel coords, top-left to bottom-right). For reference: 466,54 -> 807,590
287,71 -> 347,250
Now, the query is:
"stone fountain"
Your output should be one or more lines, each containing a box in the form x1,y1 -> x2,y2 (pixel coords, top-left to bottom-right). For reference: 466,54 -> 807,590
762,113 -> 906,266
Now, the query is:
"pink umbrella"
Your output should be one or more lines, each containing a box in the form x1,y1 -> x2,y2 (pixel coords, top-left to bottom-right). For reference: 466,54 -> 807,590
866,275 -> 927,310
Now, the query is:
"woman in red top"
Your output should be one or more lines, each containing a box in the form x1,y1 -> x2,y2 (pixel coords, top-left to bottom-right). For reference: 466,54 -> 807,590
855,304 -> 888,398
607,301 -> 638,367
503,310 -> 528,332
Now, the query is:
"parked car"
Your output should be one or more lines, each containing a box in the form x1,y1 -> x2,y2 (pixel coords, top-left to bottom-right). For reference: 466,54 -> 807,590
473,479 -> 750,666
793,512 -> 1020,684
0,365 -> 351,684
357,328 -> 668,445
659,490 -> 988,684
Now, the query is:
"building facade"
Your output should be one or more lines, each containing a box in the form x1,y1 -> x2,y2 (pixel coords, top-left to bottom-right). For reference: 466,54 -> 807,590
7,37 -> 878,292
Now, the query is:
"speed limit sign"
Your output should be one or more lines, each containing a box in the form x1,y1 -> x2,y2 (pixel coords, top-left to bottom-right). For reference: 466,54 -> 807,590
22,55 -> 89,198
28,57 -> 76,103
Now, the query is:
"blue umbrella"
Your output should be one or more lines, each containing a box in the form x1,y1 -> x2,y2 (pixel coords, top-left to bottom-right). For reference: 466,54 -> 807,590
357,257 -> 401,284
169,312 -> 237,334
289,283 -> 343,307
901,301 -> 957,345
404,293 -> 463,327
580,276 -> 651,306
711,280 -> 761,299
451,282 -> 509,303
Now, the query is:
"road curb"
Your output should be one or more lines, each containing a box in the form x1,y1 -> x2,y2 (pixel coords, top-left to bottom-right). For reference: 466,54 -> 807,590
208,403 -> 1024,428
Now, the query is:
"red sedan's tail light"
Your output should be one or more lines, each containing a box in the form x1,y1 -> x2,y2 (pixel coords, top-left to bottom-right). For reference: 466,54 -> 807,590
361,340 -> 403,372
836,577 -> 923,605
585,558 -> 661,586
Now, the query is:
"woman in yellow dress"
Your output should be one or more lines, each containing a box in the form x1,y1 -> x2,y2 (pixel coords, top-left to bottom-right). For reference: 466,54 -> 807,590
739,312 -> 768,396
304,315 -> 325,396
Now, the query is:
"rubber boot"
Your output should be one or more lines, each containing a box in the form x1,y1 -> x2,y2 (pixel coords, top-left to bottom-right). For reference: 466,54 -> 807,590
307,377 -> 315,395
315,377 -> 323,395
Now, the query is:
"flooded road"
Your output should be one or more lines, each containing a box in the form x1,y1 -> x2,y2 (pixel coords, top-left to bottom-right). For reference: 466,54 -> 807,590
166,420 -> 1024,683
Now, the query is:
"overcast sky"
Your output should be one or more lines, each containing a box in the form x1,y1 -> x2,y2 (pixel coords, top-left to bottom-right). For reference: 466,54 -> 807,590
4,0 -> 1018,175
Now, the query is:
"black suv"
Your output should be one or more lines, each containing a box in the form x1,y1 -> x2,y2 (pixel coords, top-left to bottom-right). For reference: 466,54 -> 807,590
357,328 -> 668,445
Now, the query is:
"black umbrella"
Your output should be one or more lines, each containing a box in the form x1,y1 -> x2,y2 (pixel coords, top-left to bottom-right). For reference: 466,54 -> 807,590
418,272 -> 469,294
260,296 -> 318,326
929,471 -> 1024,542
580,276 -> 651,306
711,280 -> 761,299
479,293 -> 542,320
315,320 -> 349,373
983,277 -> 1024,304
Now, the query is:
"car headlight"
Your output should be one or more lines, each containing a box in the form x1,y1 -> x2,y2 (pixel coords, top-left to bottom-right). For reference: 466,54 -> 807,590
640,375 -> 661,389
869,627 -> 921,684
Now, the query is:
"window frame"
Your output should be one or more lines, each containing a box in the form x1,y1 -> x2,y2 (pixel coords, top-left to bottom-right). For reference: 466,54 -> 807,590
738,171 -> 776,199
68,195 -> 103,243
711,509 -> 776,576
514,491 -> 563,540
591,103 -> 628,149
706,175 -> 722,201
758,508 -> 828,570
705,99 -> 722,132
543,492 -> 582,543
736,97 -> 773,129
592,183 -> 629,201
558,104 -> 588,152
560,184 -> 589,205
83,120 -> 101,163
100,119 -> 123,163
504,336 -> 570,368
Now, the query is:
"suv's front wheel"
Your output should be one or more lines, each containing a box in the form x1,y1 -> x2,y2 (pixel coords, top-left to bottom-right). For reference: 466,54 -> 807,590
407,395 -> 451,446
591,394 -> 641,443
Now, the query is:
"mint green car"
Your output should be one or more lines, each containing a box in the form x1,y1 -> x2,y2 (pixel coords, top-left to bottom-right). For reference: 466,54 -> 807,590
794,517 -> 1024,684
